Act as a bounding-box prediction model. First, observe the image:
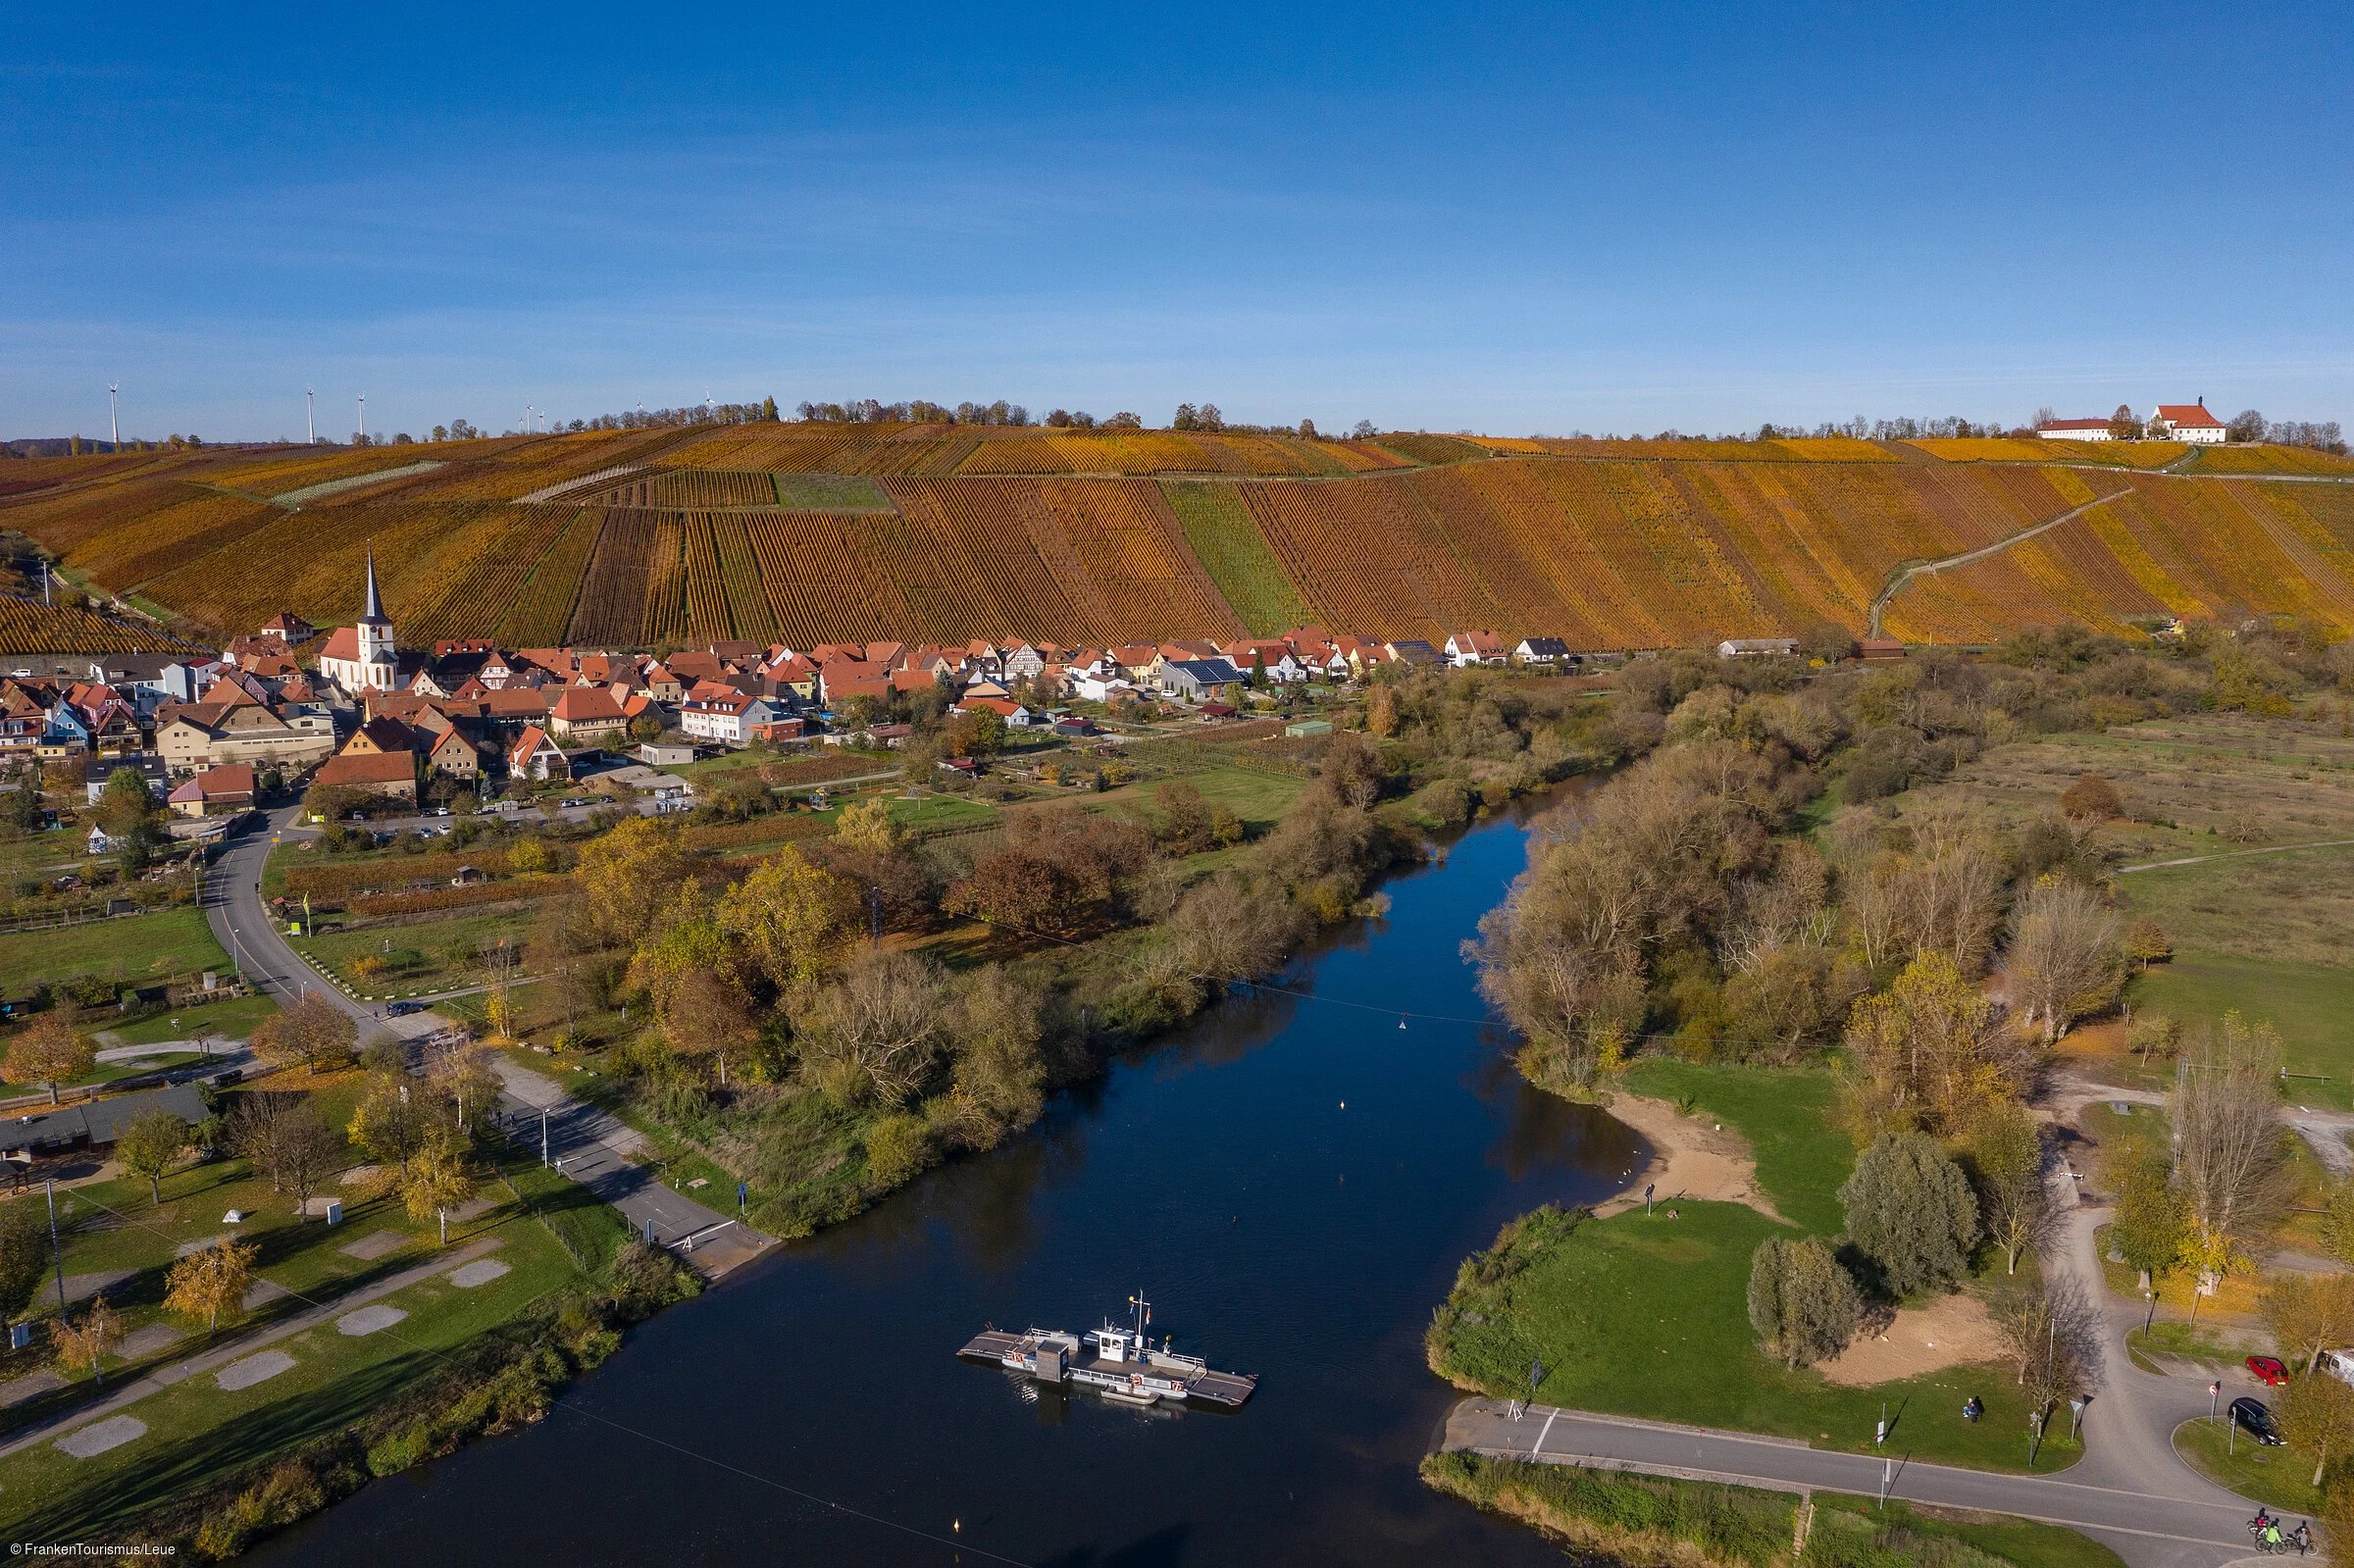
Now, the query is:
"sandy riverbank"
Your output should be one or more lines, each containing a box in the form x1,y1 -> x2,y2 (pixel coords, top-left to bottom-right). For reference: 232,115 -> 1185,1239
1591,1092 -> 1790,1224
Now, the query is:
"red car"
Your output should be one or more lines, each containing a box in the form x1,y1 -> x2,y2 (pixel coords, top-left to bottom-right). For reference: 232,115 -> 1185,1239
2247,1355 -> 2291,1388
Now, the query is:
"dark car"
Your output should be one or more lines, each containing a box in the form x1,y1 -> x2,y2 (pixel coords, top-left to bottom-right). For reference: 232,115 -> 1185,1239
2230,1396 -> 2286,1444
384,1001 -> 424,1018
2247,1355 -> 2291,1388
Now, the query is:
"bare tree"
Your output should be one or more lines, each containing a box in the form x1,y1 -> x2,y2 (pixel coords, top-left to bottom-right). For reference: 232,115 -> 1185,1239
2003,880 -> 2124,1043
800,950 -> 951,1108
1991,1273 -> 2103,1416
234,1098 -> 344,1219
2172,1014 -> 2294,1255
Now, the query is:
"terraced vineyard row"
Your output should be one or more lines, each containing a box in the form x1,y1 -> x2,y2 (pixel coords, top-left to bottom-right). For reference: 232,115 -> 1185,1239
0,594 -> 204,654
11,440 -> 2354,651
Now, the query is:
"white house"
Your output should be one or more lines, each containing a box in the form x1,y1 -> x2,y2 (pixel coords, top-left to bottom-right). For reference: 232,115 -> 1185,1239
1072,672 -> 1135,703
2148,402 -> 2228,444
1717,637 -> 1799,658
1513,636 -> 1571,667
2034,418 -> 2113,442
678,693 -> 780,745
1444,631 -> 1507,667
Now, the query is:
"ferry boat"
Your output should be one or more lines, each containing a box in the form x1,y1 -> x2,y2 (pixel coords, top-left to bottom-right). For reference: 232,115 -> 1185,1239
958,1293 -> 1257,1409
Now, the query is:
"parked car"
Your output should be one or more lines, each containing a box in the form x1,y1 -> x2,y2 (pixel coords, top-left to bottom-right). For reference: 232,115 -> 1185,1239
2247,1355 -> 2291,1388
2229,1396 -> 2285,1444
384,1001 -> 424,1018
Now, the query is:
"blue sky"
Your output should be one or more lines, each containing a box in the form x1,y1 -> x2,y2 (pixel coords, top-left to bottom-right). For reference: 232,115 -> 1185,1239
6,3 -> 2348,441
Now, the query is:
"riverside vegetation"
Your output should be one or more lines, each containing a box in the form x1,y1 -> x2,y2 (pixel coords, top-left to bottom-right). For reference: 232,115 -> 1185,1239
1429,617 -> 2354,1559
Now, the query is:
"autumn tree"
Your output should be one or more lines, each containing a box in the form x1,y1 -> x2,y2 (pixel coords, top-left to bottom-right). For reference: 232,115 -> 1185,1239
718,847 -> 857,998
2124,918 -> 2173,972
426,1040 -> 502,1138
1746,1236 -> 1860,1368
525,892 -> 599,1045
116,1110 -> 188,1204
1962,1103 -> 2050,1274
833,796 -> 908,854
2280,1370 -> 2354,1489
347,1075 -> 428,1177
249,993 -> 356,1075
576,816 -> 691,943
943,967 -> 1050,1146
401,1130 -> 478,1245
2058,773 -> 2124,821
2112,1145 -> 2189,1292
2263,1272 -> 2354,1375
4,1012 -> 95,1105
51,1295 -> 122,1386
2321,1180 -> 2354,1269
2107,403 -> 2143,440
165,1238 -> 258,1334
2003,879 -> 2124,1044
1841,950 -> 2032,1137
1839,1132 -> 1980,1297
235,1100 -> 343,1220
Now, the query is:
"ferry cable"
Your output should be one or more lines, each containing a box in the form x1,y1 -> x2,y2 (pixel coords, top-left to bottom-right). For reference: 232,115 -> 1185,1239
54,1185 -> 1036,1566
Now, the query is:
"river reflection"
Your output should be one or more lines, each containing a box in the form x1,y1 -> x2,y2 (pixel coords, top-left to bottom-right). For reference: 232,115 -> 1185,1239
255,803 -> 1640,1568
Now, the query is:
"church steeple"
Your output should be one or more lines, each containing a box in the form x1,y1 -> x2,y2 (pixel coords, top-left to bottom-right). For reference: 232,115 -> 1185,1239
359,546 -> 388,625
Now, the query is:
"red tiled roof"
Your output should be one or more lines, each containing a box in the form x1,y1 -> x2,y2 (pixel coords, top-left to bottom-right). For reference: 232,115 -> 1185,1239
2155,403 -> 2226,429
314,751 -> 416,786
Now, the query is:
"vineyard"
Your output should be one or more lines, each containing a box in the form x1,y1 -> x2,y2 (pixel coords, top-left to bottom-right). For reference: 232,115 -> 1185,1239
9,434 -> 2354,652
0,593 -> 205,655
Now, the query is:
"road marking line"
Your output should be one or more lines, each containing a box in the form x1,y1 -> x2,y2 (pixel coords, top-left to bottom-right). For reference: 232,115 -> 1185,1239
1531,1408 -> 1558,1458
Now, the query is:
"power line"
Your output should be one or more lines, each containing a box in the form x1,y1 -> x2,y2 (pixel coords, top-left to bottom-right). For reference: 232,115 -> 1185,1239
55,1179 -> 1030,1565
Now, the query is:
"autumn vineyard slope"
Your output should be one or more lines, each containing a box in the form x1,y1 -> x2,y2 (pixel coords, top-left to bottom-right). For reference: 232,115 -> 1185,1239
7,428 -> 2354,650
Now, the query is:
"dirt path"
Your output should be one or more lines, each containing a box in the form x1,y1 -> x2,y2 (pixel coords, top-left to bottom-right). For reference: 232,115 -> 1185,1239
1592,1092 -> 1790,1224
1869,484 -> 2133,636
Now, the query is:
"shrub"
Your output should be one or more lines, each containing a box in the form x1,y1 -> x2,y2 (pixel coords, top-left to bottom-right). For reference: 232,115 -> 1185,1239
1838,1133 -> 1980,1297
1746,1235 -> 1861,1367
865,1112 -> 934,1188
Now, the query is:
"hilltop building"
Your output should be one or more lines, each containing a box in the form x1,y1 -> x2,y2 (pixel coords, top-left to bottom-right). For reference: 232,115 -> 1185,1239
2034,418 -> 2113,441
2148,401 -> 2227,444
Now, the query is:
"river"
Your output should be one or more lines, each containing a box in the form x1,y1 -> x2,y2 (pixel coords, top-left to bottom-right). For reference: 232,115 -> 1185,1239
255,803 -> 1639,1566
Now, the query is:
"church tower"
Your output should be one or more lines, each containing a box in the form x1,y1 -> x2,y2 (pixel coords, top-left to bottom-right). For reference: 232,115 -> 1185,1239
355,547 -> 397,688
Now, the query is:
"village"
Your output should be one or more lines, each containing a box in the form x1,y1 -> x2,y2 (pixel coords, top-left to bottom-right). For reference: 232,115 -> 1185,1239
3,553 -> 1614,849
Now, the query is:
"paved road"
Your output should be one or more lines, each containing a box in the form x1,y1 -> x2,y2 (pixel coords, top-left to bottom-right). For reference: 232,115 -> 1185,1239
1445,1400 -> 2264,1568
487,1059 -> 768,1274
197,808 -> 769,1278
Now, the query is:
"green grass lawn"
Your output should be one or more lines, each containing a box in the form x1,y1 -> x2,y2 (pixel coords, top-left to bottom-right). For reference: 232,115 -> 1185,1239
96,994 -> 280,1047
2131,955 -> 2354,1108
0,906 -> 231,990
0,831 -> 85,879
1431,1201 -> 2076,1474
1618,1058 -> 1854,1234
0,1142 -> 600,1543
1083,765 -> 1306,835
1431,1195 -> 2080,1469
2174,1414 -> 2324,1517
292,909 -> 537,997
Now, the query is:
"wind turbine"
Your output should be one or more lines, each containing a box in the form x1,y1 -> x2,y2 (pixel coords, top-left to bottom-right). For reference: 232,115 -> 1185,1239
305,388 -> 316,444
108,382 -> 120,451
357,392 -> 366,445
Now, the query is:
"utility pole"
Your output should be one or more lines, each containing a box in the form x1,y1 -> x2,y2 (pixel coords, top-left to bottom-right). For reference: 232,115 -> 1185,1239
46,1180 -> 68,1314
541,1105 -> 549,1166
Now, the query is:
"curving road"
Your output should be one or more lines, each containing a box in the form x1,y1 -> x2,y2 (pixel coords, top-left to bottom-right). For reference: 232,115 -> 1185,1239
1869,485 -> 2134,637
198,807 -> 769,1276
